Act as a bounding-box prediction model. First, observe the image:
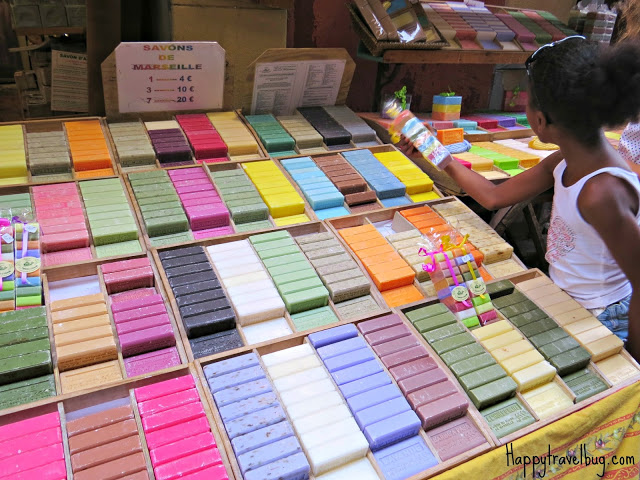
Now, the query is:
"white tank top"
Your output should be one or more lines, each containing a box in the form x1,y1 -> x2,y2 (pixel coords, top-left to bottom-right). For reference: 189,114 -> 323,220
547,160 -> 640,309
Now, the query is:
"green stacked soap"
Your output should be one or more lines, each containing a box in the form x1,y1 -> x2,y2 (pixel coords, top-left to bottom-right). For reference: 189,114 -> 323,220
562,369 -> 608,403
290,306 -> 339,331
0,374 -> 56,410
233,220 -> 273,232
128,170 -> 191,246
108,122 -> 156,167
249,230 -> 330,317
210,169 -> 270,226
79,178 -> 143,257
26,131 -> 72,178
0,307 -> 52,388
245,114 -> 296,155
0,192 -> 32,219
469,145 -> 520,171
405,303 -> 517,410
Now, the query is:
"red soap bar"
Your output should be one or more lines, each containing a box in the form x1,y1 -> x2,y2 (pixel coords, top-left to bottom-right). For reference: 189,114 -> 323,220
144,417 -> 210,450
103,266 -> 155,294
102,257 -> 151,275
371,335 -> 420,357
357,314 -> 403,335
0,412 -> 59,440
138,387 -> 200,417
113,302 -> 168,325
364,324 -> 411,346
12,459 -> 67,480
111,294 -> 164,314
380,346 -> 429,369
389,357 -> 438,381
0,426 -> 62,461
150,432 -> 216,468
110,288 -> 158,305
116,313 -> 171,335
417,392 -> 469,430
398,369 -> 449,396
154,448 -> 222,480
135,375 -> 196,403
124,347 -> 182,378
0,442 -> 64,477
120,323 -> 176,357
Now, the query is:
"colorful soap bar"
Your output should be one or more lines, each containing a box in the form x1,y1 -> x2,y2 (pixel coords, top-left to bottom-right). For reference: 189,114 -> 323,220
176,113 -> 228,162
65,119 -> 114,175
207,111 -> 260,158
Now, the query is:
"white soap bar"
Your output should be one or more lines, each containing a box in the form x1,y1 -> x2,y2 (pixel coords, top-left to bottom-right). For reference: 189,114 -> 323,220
280,380 -> 336,407
216,261 -> 264,278
262,344 -> 314,367
232,288 -> 281,306
235,296 -> 286,325
299,418 -> 362,451
207,240 -> 252,258
145,120 -> 180,130
214,255 -> 259,271
315,458 -> 381,480
307,431 -> 369,475
222,271 -> 269,288
287,391 -> 345,421
227,280 -> 276,296
296,404 -> 353,435
272,366 -> 328,392
241,317 -> 293,345
268,354 -> 322,380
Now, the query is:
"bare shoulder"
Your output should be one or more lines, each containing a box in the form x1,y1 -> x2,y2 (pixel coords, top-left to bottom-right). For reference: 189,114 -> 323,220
579,173 -> 639,222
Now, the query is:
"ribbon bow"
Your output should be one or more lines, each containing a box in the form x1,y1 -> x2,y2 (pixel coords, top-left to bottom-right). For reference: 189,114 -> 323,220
11,216 -> 31,285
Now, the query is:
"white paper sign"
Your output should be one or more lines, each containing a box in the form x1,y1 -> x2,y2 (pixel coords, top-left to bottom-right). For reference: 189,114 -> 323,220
115,42 -> 225,113
251,59 -> 346,115
51,50 -> 88,113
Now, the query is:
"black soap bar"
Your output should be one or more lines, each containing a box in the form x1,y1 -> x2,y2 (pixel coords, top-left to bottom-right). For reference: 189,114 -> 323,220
164,262 -> 212,278
176,288 -> 227,308
172,280 -> 221,298
180,298 -> 231,319
189,329 -> 244,359
486,280 -> 515,298
161,253 -> 210,269
159,246 -> 205,261
183,307 -> 237,338
168,270 -> 218,288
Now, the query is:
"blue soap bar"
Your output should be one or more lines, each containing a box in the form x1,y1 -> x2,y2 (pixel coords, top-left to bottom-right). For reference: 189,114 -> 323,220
347,384 -> 402,412
244,452 -> 310,480
341,371 -> 391,398
213,378 -> 273,407
316,336 -> 366,360
332,359 -> 383,385
364,410 -> 422,451
381,196 -> 411,207
204,353 -> 259,378
225,404 -> 287,439
232,421 -> 294,456
324,347 -> 375,373
238,435 -> 303,475
207,365 -> 266,393
315,207 -> 350,220
308,324 -> 358,348
354,396 -> 411,429
309,193 -> 344,210
219,391 -> 279,422
432,95 -> 462,105
373,436 -> 439,480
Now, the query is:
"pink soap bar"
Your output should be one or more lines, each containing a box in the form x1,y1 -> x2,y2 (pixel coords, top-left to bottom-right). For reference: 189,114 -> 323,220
144,417 -> 210,450
153,448 -> 222,480
389,357 -> 438,381
174,184 -> 214,195
43,248 -> 93,267
37,215 -> 86,228
168,168 -> 205,178
141,402 -> 205,433
135,375 -> 196,403
102,257 -> 151,275
110,288 -> 158,305
478,310 -> 498,325
103,266 -> 155,294
120,323 -> 176,357
398,369 -> 449,396
172,178 -> 212,189
40,222 -> 88,236
0,427 -> 62,461
116,313 -> 170,335
187,212 -> 230,230
193,227 -> 234,240
0,412 -> 59,440
181,196 -> 221,208
180,464 -> 229,480
380,346 -> 429,370
11,459 -> 67,480
41,230 -> 90,252
150,432 -> 216,468
0,442 -> 64,477
111,294 -> 164,314
138,387 -> 200,417
114,303 -> 168,325
179,191 -> 219,203
36,207 -> 84,220
197,157 -> 228,164
371,335 -> 420,357
124,347 -> 181,378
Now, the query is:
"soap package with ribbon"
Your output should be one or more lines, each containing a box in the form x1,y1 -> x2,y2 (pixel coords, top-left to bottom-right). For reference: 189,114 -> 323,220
0,221 -> 15,312
13,222 -> 43,308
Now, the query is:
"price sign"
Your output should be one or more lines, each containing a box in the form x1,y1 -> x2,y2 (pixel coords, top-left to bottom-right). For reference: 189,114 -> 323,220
115,42 -> 225,113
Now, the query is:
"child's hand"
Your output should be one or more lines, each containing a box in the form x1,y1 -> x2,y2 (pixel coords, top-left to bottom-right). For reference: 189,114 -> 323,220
396,135 -> 417,156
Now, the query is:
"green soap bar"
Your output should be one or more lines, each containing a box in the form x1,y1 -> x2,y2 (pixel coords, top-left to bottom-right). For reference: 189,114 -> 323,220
493,292 -> 528,309
309,253 -> 351,269
133,181 -> 174,193
15,296 -> 43,308
423,323 -> 465,344
139,201 -> 181,213
0,338 -> 50,361
80,178 -> 121,188
0,290 -> 15,301
481,397 -> 535,438
226,198 -> 264,208
414,311 -> 457,333
263,137 -> 295,152
0,193 -> 31,204
441,343 -> 486,365
472,296 -> 490,308
211,169 -> 244,179
92,224 -> 138,246
95,240 -> 143,258
449,352 -> 496,377
137,193 -> 180,206
278,277 -> 325,295
550,347 -> 591,376
500,300 -> 538,319
230,205 -> 270,224
135,188 -> 177,201
250,230 -> 292,244
86,208 -> 135,222
150,231 -> 193,247
463,316 -> 480,329
82,190 -> 126,202
224,190 -> 262,201
89,216 -> 135,229
145,207 -> 186,220
267,261 -> 314,278
475,302 -> 495,316
129,170 -> 168,180
529,327 -> 569,349
494,159 -> 520,170
257,244 -> 302,260
219,185 -> 257,195
469,376 -> 518,409
272,269 -> 318,286
431,332 -> 475,355
519,317 -> 558,338
272,151 -> 298,157
0,374 -> 56,410
291,308 -> 339,332
146,214 -> 189,237
253,238 -> 296,252
0,307 -> 46,323
0,350 -> 53,384
283,286 -> 329,314
460,363 -> 508,391
510,309 -> 548,328
562,369 -> 608,402
405,303 -> 450,323
539,336 -> 581,360
263,253 -> 307,269
234,220 -> 273,232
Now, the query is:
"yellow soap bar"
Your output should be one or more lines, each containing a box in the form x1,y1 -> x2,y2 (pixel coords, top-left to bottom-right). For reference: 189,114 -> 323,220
536,291 -> 572,307
410,191 -> 440,202
574,325 -> 613,345
483,330 -> 524,351
60,360 -> 123,394
527,284 -> 562,300
501,350 -> 544,376
516,276 -> 552,292
585,335 -> 624,362
472,320 -> 513,341
274,214 -> 311,226
493,340 -> 535,362
545,300 -> 584,316
432,103 -> 461,113
596,354 -> 640,385
374,151 -> 434,194
522,382 -> 574,419
554,308 -> 593,326
512,361 -> 557,392
564,318 -> 606,337
485,259 -> 525,277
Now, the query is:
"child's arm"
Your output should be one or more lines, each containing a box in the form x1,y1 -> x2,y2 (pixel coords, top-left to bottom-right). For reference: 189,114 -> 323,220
579,175 -> 640,362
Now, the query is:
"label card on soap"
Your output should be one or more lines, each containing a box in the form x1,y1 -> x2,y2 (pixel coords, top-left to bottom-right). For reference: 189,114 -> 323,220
115,42 -> 225,113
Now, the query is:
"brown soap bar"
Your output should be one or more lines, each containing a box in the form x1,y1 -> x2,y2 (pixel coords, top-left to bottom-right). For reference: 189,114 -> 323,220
365,324 -> 411,346
73,452 -> 147,480
398,369 -> 449,396
427,416 -> 487,461
53,314 -> 112,335
119,472 -> 150,480
69,418 -> 139,454
60,360 -> 123,394
417,392 -> 469,430
345,190 -> 377,206
72,434 -> 142,473
67,405 -> 134,437
55,325 -> 115,347
56,336 -> 118,371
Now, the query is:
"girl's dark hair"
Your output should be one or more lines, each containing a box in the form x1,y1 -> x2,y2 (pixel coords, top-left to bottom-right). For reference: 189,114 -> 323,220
529,39 -> 640,145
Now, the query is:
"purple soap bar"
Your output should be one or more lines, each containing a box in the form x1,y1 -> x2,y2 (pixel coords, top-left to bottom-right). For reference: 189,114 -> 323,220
332,359 -> 383,385
373,435 -> 439,480
340,371 -> 391,398
116,313 -> 171,335
316,336 -> 366,360
365,410 -> 422,451
380,346 -> 429,369
237,435 -> 303,475
232,421 -> 294,456
372,335 -> 420,357
124,347 -> 181,378
244,452 -> 309,480
324,347 -> 375,373
308,324 -> 358,348
114,302 -> 168,324
357,313 -> 403,335
207,365 -> 266,393
347,384 -> 402,412
225,404 -> 286,439
365,324 -> 412,346
397,369 -> 449,396
407,380 -> 459,409
389,357 -> 438,381
120,324 -> 176,357
213,378 -> 272,407
111,294 -> 164,314
354,396 -> 412,429
204,353 -> 259,378
219,392 -> 279,422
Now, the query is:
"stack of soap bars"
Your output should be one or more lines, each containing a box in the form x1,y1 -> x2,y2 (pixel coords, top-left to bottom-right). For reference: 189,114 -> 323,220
0,222 -> 15,311
0,124 -> 27,185
13,221 -> 43,307
323,106 -> 378,146
207,112 -> 261,160
432,94 -> 462,121
64,120 -> 114,177
298,107 -> 352,149
245,114 -> 296,157
108,122 -> 156,168
276,114 -> 326,153
26,130 -> 71,179
176,113 -> 228,163
145,120 -> 193,165
374,151 -> 438,203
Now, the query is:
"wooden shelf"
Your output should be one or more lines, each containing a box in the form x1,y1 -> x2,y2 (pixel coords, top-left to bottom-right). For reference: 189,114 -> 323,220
381,48 -> 531,65
14,26 -> 85,36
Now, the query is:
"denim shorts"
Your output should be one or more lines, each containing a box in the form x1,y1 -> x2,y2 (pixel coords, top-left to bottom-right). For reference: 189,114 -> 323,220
597,293 -> 631,344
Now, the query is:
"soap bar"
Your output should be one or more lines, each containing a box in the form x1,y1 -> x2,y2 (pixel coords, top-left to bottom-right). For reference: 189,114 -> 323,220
426,416 -> 486,461
522,382 -> 573,419
481,397 -> 535,438
512,361 -> 557,392
563,369 -> 608,402
596,354 -> 640,385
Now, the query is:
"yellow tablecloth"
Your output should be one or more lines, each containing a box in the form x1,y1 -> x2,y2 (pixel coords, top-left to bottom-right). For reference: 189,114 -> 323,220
434,381 -> 640,480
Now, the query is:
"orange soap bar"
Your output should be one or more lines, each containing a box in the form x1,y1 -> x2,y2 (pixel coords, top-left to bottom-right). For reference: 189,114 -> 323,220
373,267 -> 416,291
339,225 -> 377,240
51,293 -> 105,312
367,259 -> 410,275
382,285 -> 424,307
60,360 -> 123,393
364,252 -> 405,266
349,237 -> 390,252
56,336 -> 118,371
401,206 -> 435,217
52,303 -> 108,323
75,168 -> 115,178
